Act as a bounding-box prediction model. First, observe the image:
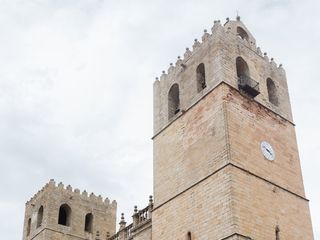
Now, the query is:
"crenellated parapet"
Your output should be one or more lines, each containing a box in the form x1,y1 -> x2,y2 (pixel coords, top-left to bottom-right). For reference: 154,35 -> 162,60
25,179 -> 117,210
156,20 -> 222,83
155,17 -> 285,85
153,16 -> 292,136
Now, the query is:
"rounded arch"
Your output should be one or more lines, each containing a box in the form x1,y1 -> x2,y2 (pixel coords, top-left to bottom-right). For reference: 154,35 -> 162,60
27,218 -> 31,236
267,78 -> 279,106
237,26 -> 249,41
84,213 -> 93,233
196,63 -> 206,92
58,204 -> 71,226
168,83 -> 180,119
37,206 -> 43,228
236,56 -> 250,78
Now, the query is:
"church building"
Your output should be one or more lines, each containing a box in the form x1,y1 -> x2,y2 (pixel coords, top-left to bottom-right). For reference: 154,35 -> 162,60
22,17 -> 314,240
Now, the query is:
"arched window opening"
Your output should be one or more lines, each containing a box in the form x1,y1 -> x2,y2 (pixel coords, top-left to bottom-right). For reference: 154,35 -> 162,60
236,57 -> 250,78
196,63 -> 206,92
168,83 -> 180,119
84,213 -> 93,233
275,225 -> 280,240
27,218 -> 31,236
58,204 -> 71,226
267,78 -> 279,106
37,206 -> 43,228
237,27 -> 249,41
187,231 -> 192,240
236,57 -> 260,97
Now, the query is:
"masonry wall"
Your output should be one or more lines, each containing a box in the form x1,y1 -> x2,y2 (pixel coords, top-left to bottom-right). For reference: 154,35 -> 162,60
23,186 -> 50,239
231,166 -> 314,239
226,87 -> 306,198
31,230 -> 88,240
152,167 -> 234,240
225,87 -> 314,239
132,224 -> 152,240
153,84 -> 229,207
153,83 -> 314,240
23,181 -> 117,240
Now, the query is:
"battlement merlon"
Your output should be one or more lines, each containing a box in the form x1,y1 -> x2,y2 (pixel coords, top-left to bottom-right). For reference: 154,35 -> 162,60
25,179 -> 117,210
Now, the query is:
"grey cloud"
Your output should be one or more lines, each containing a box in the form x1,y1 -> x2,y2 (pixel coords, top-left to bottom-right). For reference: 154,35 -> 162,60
0,0 -> 319,239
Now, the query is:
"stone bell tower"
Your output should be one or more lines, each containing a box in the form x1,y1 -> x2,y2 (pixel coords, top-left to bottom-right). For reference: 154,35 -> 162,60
152,17 -> 314,239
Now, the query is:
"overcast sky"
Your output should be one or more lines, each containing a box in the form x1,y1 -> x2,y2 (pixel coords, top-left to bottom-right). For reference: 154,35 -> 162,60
0,0 -> 319,239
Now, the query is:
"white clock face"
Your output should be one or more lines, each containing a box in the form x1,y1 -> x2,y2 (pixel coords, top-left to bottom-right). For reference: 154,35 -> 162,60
260,141 -> 275,161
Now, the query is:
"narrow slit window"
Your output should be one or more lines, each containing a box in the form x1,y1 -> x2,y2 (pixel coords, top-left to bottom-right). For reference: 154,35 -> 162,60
187,231 -> 192,240
196,63 -> 206,92
267,78 -> 279,106
37,206 -> 43,228
168,83 -> 180,119
84,213 -> 93,233
276,225 -> 280,240
27,218 -> 31,236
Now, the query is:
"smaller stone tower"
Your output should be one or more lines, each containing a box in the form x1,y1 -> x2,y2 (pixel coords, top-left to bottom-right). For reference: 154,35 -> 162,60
22,179 -> 117,240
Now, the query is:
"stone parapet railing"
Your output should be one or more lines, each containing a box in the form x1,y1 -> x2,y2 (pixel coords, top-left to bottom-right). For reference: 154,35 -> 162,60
108,196 -> 153,240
